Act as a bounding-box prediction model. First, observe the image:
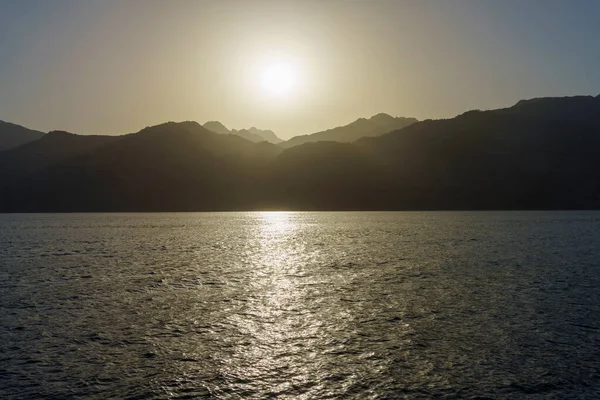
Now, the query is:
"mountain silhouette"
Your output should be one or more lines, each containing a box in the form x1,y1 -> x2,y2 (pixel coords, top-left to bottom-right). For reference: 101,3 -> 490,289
0,120 -> 45,151
202,121 -> 230,135
270,95 -> 600,210
281,113 -> 418,148
0,130 -> 117,182
203,121 -> 283,144
0,122 -> 281,211
1,95 -> 600,211
247,127 -> 282,144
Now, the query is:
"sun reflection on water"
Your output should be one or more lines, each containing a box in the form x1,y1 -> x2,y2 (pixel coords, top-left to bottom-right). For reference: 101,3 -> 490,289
215,212 -> 335,396
257,211 -> 295,235
205,212 -> 391,399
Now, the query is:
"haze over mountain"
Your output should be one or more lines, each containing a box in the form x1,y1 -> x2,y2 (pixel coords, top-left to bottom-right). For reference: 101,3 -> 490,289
281,114 -> 418,148
1,95 -> 600,212
203,121 -> 283,144
0,121 -> 45,151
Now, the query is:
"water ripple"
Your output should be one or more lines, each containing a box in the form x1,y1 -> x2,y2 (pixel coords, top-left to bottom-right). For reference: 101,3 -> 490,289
1,211 -> 599,399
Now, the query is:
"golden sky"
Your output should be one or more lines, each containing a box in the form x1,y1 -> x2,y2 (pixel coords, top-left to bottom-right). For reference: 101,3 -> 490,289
1,0 -> 599,139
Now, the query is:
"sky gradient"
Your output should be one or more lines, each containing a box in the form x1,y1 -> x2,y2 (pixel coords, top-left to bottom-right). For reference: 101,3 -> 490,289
1,0 -> 599,139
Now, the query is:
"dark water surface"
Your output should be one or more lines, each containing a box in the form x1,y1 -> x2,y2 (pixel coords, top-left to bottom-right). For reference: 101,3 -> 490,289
1,212 -> 600,399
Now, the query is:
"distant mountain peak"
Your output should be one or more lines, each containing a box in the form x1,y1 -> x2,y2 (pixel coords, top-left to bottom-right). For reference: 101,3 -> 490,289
282,113 -> 418,148
248,126 -> 275,136
135,121 -> 208,139
369,113 -> 399,126
370,112 -> 394,120
203,121 -> 282,144
203,121 -> 230,135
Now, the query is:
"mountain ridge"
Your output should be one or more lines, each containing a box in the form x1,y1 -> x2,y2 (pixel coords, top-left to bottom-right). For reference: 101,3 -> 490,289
203,121 -> 283,144
0,120 -> 45,151
2,95 -> 600,211
281,113 -> 418,148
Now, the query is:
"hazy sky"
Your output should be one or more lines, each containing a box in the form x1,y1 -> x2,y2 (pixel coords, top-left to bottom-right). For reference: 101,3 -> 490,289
1,0 -> 599,139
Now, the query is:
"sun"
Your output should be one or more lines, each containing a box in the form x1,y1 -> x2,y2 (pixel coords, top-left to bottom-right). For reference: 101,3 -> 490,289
260,61 -> 298,97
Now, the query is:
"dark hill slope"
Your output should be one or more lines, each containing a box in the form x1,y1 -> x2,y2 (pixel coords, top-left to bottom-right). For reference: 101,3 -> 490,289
0,121 -> 45,151
1,96 -> 600,211
270,96 -> 600,209
0,122 -> 281,211
0,131 -> 117,181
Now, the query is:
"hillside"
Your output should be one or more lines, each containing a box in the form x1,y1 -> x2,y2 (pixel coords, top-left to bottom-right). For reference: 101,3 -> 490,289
0,131 -> 118,182
271,96 -> 600,209
1,96 -> 600,211
0,122 -> 281,211
281,113 -> 417,148
0,121 -> 45,151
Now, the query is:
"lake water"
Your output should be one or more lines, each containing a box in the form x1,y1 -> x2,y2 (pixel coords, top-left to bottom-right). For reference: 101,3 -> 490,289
1,212 -> 599,399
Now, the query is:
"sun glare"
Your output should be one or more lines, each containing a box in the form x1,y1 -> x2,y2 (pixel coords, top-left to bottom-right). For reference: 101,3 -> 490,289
260,61 -> 298,97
